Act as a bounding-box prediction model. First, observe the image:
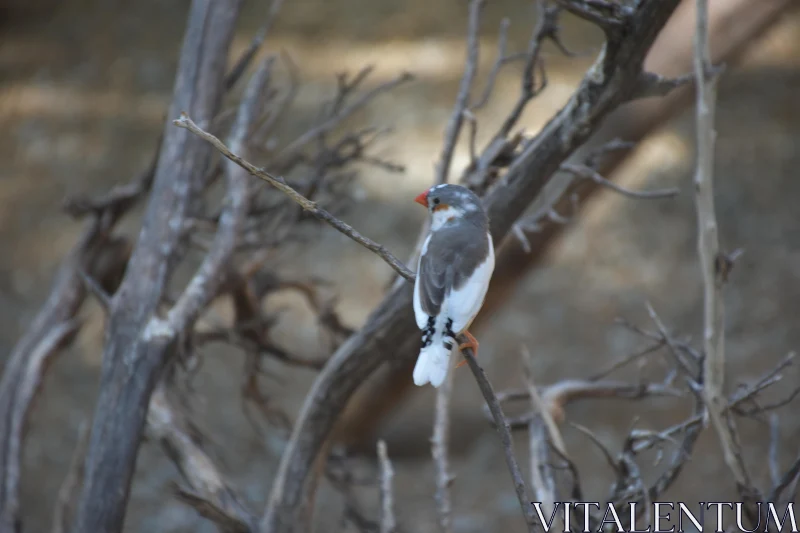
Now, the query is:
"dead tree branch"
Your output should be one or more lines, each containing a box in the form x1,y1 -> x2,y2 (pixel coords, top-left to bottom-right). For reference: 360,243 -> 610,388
0,226 -> 129,533
72,2 -> 243,531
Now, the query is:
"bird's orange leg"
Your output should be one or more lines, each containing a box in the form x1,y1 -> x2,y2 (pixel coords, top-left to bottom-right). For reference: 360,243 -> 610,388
455,330 -> 479,369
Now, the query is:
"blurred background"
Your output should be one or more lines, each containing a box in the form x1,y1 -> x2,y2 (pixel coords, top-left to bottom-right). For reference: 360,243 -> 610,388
1,0 -> 799,531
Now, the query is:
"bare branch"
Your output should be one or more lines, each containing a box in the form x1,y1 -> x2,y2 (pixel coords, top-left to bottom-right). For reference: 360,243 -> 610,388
376,440 -> 396,533
461,345 -> 536,531
645,303 -> 698,376
561,163 -> 680,200
223,0 -> 285,90
692,0 -> 756,507
522,347 -> 563,526
0,319 -> 81,531
522,348 -> 567,455
632,70 -> 695,100
570,422 -> 621,477
169,56 -> 272,332
770,455 -> 800,503
434,0 -> 484,185
279,70 -> 413,157
78,269 -> 112,311
73,2 -> 244,531
554,0 -> 632,33
174,114 -> 415,282
432,359 -> 455,533
471,17 -> 511,111
463,0 -> 553,191
488,379 -> 681,430
148,385 -> 258,532
769,414 -> 781,487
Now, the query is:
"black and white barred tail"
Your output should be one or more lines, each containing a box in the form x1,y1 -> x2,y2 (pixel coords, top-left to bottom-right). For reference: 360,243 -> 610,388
413,316 -> 456,387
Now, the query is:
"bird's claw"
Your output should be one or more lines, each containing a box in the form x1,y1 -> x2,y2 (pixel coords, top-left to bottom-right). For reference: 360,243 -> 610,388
455,330 -> 479,369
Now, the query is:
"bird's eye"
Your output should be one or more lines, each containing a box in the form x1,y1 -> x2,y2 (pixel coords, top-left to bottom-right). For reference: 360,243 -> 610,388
432,198 -> 440,205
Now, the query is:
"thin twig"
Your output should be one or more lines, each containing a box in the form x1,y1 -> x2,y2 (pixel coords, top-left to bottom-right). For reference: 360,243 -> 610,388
471,17 -> 511,111
280,71 -> 413,156
174,115 -> 415,281
376,440 -> 396,533
434,0 -> 484,185
561,163 -> 679,199
769,455 -> 800,503
223,0 -> 285,90
769,414 -> 781,487
522,347 -> 567,455
693,0 -> 755,504
522,347 -> 563,526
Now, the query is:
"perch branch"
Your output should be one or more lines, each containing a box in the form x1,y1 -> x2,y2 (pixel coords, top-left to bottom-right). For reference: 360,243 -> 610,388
461,345 -> 537,531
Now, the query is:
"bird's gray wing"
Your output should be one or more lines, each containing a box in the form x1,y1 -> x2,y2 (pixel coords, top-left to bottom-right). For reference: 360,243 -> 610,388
417,237 -> 452,318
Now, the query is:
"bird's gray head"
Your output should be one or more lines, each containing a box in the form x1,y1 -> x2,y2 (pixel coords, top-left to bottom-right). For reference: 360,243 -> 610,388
414,184 -> 487,231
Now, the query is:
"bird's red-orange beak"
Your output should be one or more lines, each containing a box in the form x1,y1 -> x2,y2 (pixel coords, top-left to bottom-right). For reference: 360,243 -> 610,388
414,190 -> 429,207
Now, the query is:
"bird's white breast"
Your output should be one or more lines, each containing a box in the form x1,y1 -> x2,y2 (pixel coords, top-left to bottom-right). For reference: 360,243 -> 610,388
446,233 -> 495,334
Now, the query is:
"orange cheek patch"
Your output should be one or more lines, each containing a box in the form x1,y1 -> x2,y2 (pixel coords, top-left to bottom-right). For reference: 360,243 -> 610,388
432,203 -> 451,212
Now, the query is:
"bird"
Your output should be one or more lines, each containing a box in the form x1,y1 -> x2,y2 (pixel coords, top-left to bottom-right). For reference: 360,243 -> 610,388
411,183 -> 495,387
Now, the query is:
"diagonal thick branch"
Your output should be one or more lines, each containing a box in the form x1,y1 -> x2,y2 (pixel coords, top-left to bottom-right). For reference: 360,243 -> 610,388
72,2 -> 243,532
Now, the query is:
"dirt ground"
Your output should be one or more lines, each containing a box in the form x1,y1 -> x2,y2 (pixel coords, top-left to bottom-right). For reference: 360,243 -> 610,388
2,1 -> 800,532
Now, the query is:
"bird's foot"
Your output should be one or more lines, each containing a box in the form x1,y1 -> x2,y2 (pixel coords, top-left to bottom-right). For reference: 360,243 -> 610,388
455,330 -> 479,369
